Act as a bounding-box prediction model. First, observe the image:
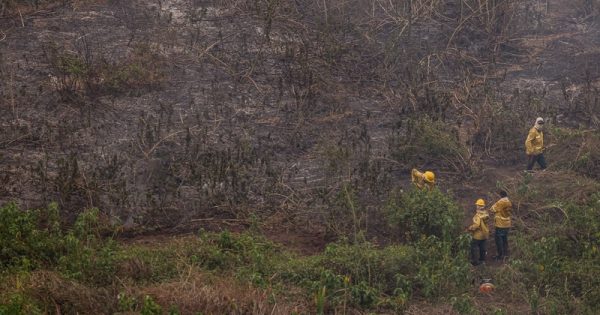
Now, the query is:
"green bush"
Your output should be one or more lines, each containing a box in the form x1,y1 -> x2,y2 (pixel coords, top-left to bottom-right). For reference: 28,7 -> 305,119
0,202 -> 62,270
279,242 -> 397,309
387,188 -> 463,242
58,208 -> 118,285
141,295 -> 162,315
0,203 -> 117,284
117,292 -> 137,312
451,294 -> 475,314
389,118 -> 471,174
187,231 -> 281,283
412,236 -> 470,298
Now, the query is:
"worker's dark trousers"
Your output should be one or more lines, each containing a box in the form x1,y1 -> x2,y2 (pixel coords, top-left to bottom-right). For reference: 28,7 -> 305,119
527,153 -> 547,170
494,228 -> 509,258
470,239 -> 486,265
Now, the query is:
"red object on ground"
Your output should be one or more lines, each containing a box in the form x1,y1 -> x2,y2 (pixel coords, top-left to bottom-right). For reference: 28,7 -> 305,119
479,282 -> 495,293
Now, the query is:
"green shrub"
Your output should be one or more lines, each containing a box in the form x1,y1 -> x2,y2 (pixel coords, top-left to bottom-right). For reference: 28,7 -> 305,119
387,188 -> 463,242
412,236 -> 471,298
55,208 -> 118,285
450,294 -> 475,314
279,242 -> 398,309
187,231 -> 280,284
0,202 -> 62,270
141,295 -> 162,315
0,203 -> 117,285
117,292 -> 137,312
389,118 -> 471,174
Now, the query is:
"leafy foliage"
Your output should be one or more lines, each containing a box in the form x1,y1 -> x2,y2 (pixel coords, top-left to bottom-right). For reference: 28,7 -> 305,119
387,188 -> 463,242
0,203 -> 117,285
279,237 -> 470,309
0,202 -> 62,270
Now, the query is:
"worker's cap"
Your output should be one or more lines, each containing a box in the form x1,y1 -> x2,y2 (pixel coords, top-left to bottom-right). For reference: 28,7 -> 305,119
475,199 -> 485,206
536,117 -> 544,124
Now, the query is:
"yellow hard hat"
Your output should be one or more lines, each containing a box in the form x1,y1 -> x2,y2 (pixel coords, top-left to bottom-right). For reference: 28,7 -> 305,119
475,199 -> 485,207
424,171 -> 435,183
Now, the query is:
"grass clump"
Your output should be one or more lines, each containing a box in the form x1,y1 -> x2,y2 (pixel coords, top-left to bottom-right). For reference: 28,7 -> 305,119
47,42 -> 167,100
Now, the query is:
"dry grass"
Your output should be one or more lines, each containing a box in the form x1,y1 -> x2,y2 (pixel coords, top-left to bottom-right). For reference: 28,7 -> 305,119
500,169 -> 600,237
405,302 -> 457,315
547,128 -> 600,179
2,268 -> 309,314
136,272 -> 307,315
504,170 -> 600,211
24,271 -> 115,314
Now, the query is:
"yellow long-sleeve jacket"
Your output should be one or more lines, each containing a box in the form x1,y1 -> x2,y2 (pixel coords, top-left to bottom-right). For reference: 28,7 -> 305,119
525,127 -> 544,155
490,197 -> 512,228
468,210 -> 490,240
411,169 -> 434,190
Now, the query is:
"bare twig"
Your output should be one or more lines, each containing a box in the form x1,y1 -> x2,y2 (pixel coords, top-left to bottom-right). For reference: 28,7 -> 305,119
0,133 -> 31,149
18,9 -> 24,27
189,218 -> 247,222
9,67 -> 17,120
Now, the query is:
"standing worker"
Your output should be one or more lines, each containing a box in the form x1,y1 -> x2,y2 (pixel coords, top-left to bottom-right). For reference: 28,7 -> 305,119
525,117 -> 547,171
490,191 -> 512,260
468,199 -> 490,266
411,168 -> 435,190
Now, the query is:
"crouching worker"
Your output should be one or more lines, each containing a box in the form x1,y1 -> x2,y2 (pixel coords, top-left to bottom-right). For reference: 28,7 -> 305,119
490,191 -> 512,260
468,199 -> 490,266
411,168 -> 435,191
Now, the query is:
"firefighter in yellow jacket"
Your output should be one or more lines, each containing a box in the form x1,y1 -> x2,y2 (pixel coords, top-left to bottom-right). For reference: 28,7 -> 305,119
490,190 -> 512,260
411,169 -> 435,190
525,117 -> 547,170
468,199 -> 490,266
